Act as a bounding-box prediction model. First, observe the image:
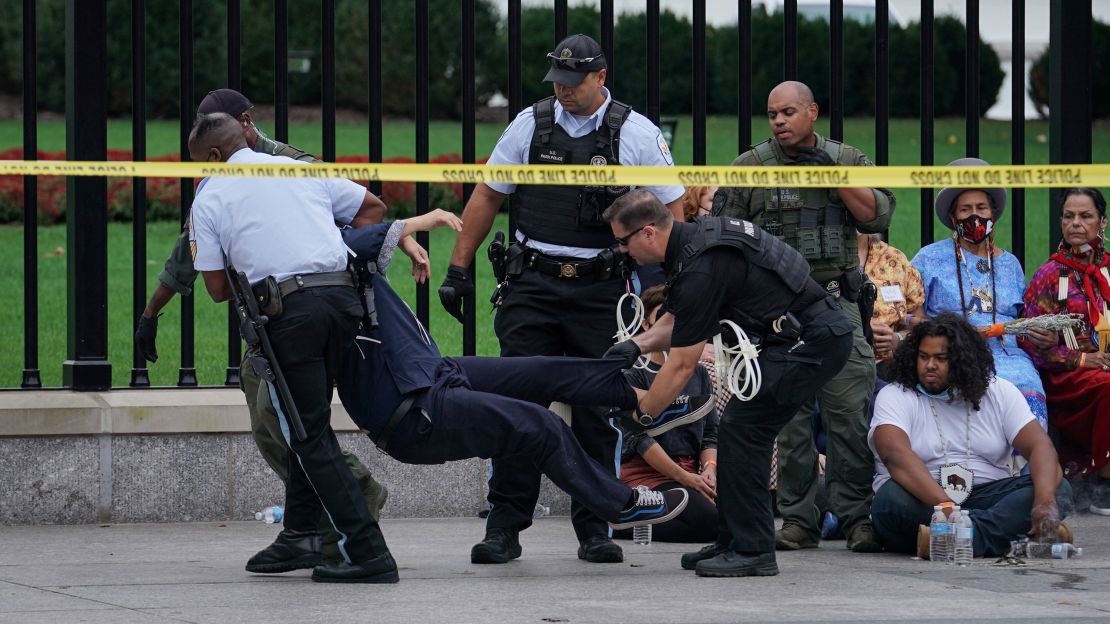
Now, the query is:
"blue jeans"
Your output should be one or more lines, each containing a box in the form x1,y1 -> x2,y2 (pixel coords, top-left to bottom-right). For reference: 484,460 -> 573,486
871,475 -> 1073,557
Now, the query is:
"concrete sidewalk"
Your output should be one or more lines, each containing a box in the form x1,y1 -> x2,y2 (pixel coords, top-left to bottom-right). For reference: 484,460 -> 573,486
2,514 -> 1109,624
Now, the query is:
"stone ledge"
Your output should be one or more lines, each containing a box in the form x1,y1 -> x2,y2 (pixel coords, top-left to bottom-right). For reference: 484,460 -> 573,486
0,389 -> 360,436
0,390 -> 572,525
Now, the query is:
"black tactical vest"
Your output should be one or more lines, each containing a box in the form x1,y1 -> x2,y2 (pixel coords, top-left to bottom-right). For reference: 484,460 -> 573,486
670,217 -> 822,331
513,96 -> 632,249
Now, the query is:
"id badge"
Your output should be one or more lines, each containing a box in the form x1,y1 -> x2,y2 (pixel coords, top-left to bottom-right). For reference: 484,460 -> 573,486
880,284 -> 905,303
939,463 -> 973,505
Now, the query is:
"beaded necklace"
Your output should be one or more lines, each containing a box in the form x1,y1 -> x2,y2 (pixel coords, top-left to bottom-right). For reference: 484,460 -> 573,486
954,235 -> 1002,349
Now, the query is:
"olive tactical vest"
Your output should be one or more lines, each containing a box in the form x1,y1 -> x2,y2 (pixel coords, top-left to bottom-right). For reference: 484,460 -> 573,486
669,217 -> 821,332
512,96 -> 632,249
749,138 -> 859,282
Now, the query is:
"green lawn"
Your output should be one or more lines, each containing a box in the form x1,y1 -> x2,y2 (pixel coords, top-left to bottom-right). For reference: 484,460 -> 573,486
1,115 -> 1105,388
0,217 -> 507,388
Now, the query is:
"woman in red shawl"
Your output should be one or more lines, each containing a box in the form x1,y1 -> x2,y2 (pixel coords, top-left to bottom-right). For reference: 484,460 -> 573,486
1022,187 -> 1110,515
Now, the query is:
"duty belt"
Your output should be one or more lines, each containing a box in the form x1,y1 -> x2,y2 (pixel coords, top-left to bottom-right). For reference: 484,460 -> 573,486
275,270 -> 354,298
524,250 -> 613,279
254,268 -> 352,299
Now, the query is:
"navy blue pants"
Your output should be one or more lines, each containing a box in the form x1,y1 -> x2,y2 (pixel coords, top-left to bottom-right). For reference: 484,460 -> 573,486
491,268 -> 629,541
382,355 -> 640,523
871,475 -> 1074,557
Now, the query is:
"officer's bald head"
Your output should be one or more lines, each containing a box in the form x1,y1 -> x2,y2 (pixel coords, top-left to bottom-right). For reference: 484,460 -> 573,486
188,113 -> 248,163
766,81 -> 819,154
769,81 -> 815,106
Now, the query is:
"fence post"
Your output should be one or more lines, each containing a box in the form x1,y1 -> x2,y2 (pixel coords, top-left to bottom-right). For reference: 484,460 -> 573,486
1048,0 -> 1092,249
63,0 -> 111,390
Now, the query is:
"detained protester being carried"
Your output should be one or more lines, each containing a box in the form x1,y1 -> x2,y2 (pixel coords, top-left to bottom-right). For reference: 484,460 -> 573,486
603,190 -> 853,578
868,314 -> 1072,558
336,221 -> 712,561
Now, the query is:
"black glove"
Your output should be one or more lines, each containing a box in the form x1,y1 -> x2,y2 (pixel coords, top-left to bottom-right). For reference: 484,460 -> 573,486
791,146 -> 836,166
438,265 -> 474,324
603,339 -> 641,369
135,313 -> 162,363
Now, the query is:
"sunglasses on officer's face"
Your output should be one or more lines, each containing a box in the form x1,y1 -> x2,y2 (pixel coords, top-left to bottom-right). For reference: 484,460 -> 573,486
546,53 -> 598,70
614,223 -> 653,246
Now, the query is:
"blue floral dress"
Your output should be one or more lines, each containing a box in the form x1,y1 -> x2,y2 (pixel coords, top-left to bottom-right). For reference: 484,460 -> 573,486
911,238 -> 1048,429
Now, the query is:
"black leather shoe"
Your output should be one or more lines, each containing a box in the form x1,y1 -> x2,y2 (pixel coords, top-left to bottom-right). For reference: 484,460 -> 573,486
680,542 -> 730,570
577,535 -> 624,563
695,551 -> 779,578
470,528 -> 522,564
245,529 -> 324,573
311,552 -> 399,584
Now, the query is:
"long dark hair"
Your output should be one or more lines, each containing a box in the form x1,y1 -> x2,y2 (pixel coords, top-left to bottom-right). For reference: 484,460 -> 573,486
1060,187 -> 1107,218
888,313 -> 996,410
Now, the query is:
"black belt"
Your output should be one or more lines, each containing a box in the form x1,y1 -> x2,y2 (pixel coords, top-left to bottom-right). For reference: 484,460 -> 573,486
277,270 -> 354,298
375,394 -> 417,452
252,270 -> 354,301
524,250 -> 611,279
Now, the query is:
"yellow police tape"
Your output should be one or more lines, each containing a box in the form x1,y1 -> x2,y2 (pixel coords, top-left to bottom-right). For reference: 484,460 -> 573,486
1,159 -> 1108,188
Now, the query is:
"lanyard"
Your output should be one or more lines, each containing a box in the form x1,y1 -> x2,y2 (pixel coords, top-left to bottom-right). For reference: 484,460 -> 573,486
928,399 -> 973,469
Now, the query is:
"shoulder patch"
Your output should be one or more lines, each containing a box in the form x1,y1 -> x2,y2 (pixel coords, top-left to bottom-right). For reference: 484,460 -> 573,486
657,133 -> 673,165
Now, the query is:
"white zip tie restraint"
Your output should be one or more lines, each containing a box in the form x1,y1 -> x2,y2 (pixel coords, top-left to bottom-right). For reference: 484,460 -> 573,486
713,319 -> 762,402
614,290 -> 654,369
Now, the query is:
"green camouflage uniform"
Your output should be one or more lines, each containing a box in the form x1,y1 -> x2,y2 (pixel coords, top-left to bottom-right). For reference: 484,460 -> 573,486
714,132 -> 894,542
160,136 -> 386,555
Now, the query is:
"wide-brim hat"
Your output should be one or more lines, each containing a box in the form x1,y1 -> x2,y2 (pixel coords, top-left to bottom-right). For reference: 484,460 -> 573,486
934,157 -> 1007,230
543,34 -> 606,87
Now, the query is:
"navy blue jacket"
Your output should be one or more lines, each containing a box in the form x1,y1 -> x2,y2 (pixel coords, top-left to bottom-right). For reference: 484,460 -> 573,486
335,224 -> 442,439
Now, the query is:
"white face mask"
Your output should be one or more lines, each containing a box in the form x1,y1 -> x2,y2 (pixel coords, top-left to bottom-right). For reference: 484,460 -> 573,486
251,122 -> 269,141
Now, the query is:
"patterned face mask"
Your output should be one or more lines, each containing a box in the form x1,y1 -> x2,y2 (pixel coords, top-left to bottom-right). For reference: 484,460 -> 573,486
956,214 -> 993,244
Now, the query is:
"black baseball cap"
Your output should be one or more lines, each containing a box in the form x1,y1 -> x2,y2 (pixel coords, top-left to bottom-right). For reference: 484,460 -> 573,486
197,89 -> 253,117
543,34 -> 607,87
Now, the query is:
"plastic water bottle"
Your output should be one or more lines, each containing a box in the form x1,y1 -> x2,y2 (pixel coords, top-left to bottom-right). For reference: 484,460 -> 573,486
533,503 -> 550,518
954,510 -> 974,566
929,505 -> 949,563
1012,541 -> 1083,559
255,505 -> 283,524
633,524 -> 653,546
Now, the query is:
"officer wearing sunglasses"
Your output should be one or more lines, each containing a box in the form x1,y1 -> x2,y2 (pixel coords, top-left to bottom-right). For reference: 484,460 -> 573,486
439,33 -> 686,566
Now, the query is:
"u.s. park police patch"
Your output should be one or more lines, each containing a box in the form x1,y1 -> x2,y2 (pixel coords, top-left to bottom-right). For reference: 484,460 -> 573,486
657,133 -> 673,165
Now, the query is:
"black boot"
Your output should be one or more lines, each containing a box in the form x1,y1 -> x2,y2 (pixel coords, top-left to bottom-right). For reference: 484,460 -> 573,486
470,528 -> 522,564
311,552 -> 400,584
695,551 -> 779,578
680,542 -> 730,570
245,529 -> 324,573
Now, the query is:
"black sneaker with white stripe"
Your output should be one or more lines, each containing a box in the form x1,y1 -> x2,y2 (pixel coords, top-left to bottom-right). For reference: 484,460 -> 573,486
610,485 -> 689,530
629,394 -> 713,437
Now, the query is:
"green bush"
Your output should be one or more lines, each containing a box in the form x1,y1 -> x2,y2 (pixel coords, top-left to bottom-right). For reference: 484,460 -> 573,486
1029,19 -> 1109,119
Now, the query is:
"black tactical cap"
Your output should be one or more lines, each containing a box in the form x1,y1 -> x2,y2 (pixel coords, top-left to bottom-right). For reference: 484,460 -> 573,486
197,89 -> 253,117
543,34 -> 606,87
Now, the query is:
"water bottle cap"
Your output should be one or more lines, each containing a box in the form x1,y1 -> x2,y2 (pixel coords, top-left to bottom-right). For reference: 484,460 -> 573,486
254,511 -> 263,520
961,509 -> 970,516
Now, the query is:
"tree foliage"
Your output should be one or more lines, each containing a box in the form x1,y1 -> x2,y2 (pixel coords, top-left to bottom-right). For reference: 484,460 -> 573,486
1,1 -> 1003,120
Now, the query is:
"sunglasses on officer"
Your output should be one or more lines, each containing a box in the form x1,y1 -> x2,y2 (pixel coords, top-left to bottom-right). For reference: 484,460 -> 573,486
546,52 -> 599,70
614,223 -> 653,246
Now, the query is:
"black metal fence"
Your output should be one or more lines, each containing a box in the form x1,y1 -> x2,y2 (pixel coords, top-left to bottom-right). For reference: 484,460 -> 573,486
14,0 -> 1095,390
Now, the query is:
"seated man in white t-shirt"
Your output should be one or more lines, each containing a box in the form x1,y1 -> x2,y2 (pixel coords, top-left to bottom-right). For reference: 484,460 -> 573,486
868,313 -> 1071,557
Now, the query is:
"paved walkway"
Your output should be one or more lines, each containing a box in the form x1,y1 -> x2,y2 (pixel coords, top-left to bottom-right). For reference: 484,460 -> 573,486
2,514 -> 1109,623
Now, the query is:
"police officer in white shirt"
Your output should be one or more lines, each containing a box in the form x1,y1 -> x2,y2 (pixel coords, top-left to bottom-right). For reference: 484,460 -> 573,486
438,34 -> 685,565
188,112 -> 397,584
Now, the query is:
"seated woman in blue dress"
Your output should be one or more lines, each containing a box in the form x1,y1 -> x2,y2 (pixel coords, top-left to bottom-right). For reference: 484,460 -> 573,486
910,158 -> 1053,430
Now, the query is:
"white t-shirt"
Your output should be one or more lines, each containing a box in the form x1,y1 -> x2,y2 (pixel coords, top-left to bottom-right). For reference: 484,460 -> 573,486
868,378 -> 1035,493
190,148 -> 367,284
